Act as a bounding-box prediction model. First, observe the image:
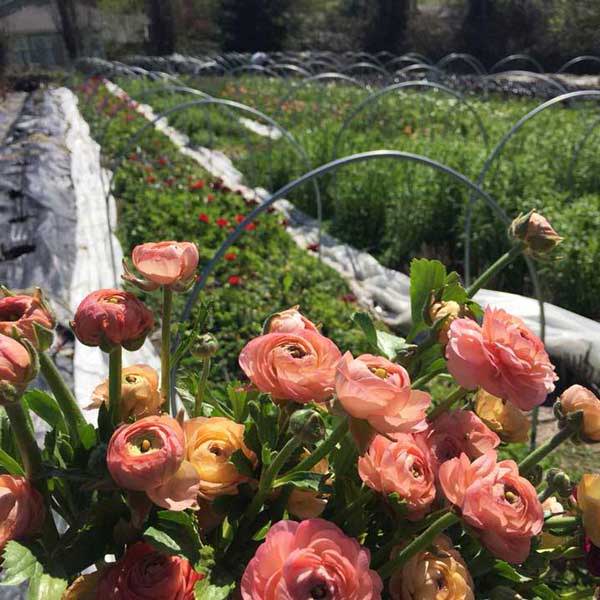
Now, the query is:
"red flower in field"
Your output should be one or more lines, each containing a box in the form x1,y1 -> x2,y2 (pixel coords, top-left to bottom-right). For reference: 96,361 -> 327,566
190,180 -> 205,191
146,176 -> 156,184
236,190 -> 244,197
206,194 -> 215,202
124,113 -> 135,122
216,218 -> 229,229
341,293 -> 357,303
224,252 -> 237,262
228,276 -> 241,286
198,213 -> 210,224
307,243 -> 320,252
164,178 -> 175,187
281,219 -> 289,227
157,157 -> 168,166
267,206 -> 276,214
211,179 -> 223,190
129,153 -> 138,162
244,198 -> 259,207
235,214 -> 245,224
245,222 -> 257,232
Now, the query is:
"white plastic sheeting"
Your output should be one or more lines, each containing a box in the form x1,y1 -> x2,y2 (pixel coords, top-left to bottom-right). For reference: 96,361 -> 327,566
101,81 -> 600,384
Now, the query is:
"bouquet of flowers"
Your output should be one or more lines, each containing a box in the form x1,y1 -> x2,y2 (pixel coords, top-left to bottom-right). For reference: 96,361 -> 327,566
0,210 -> 598,599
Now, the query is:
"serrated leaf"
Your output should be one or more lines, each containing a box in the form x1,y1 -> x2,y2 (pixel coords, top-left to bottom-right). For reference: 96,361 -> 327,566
194,579 -> 235,600
351,312 -> 378,349
273,471 -> 324,491
229,449 -> 255,477
227,385 -> 248,422
0,448 -> 24,476
375,330 -> 412,360
27,565 -> 68,600
23,390 -> 66,433
532,584 -> 559,600
144,511 -> 200,565
493,559 -> 532,583
408,259 -> 447,340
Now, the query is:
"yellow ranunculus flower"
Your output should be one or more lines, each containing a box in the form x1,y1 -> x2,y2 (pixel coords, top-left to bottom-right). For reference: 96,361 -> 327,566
89,364 -> 162,420
474,389 -> 530,443
184,417 -> 257,500
577,474 -> 600,546
390,535 -> 474,600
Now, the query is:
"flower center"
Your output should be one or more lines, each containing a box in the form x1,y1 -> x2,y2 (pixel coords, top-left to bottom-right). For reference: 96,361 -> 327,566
209,444 -> 224,457
411,464 -> 423,479
310,585 -> 329,599
104,295 -> 124,304
504,486 -> 520,504
140,439 -> 152,453
285,344 -> 307,359
125,375 -> 139,384
369,367 -> 388,379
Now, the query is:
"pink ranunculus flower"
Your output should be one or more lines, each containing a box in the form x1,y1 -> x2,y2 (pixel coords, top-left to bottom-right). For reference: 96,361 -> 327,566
0,290 -> 55,350
422,409 -> 500,468
0,475 -> 45,550
439,451 -> 543,564
335,353 -> 430,434
239,330 -> 341,404
358,433 -> 436,520
0,334 -> 34,392
71,289 -> 154,352
266,306 -> 319,334
131,241 -> 199,288
445,308 -> 557,411
107,416 -> 185,492
240,519 -> 383,600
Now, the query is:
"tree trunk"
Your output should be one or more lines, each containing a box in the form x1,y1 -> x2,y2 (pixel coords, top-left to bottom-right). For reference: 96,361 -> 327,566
146,0 -> 176,55
54,0 -> 82,61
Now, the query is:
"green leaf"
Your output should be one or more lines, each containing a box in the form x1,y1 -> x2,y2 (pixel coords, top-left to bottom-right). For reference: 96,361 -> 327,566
0,448 -> 24,476
227,385 -> 248,422
493,559 -> 532,583
194,579 -> 235,600
144,511 -> 200,565
22,390 -> 66,432
27,566 -> 68,600
351,312 -> 378,349
408,259 -> 447,340
77,423 -> 97,451
229,449 -> 255,477
375,330 -> 413,360
273,471 -> 324,492
532,584 -> 560,600
144,526 -> 182,555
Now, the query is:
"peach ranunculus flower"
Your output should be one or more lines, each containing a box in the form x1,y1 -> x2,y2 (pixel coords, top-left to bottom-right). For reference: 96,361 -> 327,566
107,416 -> 185,492
266,306 -> 319,334
577,474 -> 600,547
359,433 -> 435,520
89,364 -> 163,421
127,241 -> 199,290
240,519 -> 383,600
335,353 -> 430,435
509,210 -> 563,258
239,330 -> 341,404
445,308 -> 557,411
96,542 -> 203,599
0,289 -> 55,350
422,409 -> 500,467
559,385 -> 600,442
474,389 -> 530,443
0,334 -> 35,396
0,475 -> 45,550
439,451 -> 543,564
71,289 -> 154,352
389,534 -> 474,600
287,455 -> 330,519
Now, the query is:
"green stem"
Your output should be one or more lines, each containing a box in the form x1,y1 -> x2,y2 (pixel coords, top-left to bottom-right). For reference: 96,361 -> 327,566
466,242 -> 525,298
543,515 -> 580,530
334,487 -> 374,524
4,402 -> 43,480
530,405 -> 539,451
286,418 -> 349,476
193,358 -> 211,418
379,511 -> 460,579
411,367 -> 446,390
518,426 -> 574,475
428,387 -> 468,421
108,346 -> 122,426
39,352 -> 86,447
161,286 -> 173,415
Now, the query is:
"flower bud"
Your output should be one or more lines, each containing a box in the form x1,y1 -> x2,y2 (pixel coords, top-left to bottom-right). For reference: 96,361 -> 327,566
474,389 -> 530,443
288,409 -> 325,445
263,306 -> 319,334
509,210 -> 562,258
0,334 -> 37,403
0,288 -> 55,350
428,300 -> 471,345
547,470 -> 572,498
578,474 -> 600,546
72,289 -> 154,352
559,385 -> 600,442
191,333 -> 219,359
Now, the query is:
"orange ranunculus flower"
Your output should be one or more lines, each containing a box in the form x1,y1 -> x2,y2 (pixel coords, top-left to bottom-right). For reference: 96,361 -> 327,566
89,364 -> 162,420
71,289 -> 154,352
0,475 -> 45,550
474,389 -> 530,443
577,474 -> 600,546
0,289 -> 55,350
359,433 -> 435,520
130,241 -> 199,289
389,534 -> 474,600
266,306 -> 319,334
107,415 -> 184,492
335,353 -> 430,435
239,330 -> 341,404
560,385 -> 600,442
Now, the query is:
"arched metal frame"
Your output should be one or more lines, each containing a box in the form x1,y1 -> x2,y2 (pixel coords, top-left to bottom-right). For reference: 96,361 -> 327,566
394,63 -> 445,81
557,55 -> 600,74
490,54 -> 545,74
341,62 -> 391,79
436,53 -> 487,75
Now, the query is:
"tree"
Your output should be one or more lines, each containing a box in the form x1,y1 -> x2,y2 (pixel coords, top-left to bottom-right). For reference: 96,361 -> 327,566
218,0 -> 293,52
53,0 -> 82,60
146,0 -> 176,55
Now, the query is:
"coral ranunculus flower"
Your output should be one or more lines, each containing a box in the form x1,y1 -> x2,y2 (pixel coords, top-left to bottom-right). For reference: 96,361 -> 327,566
389,534 -> 474,600
241,519 -> 383,600
474,389 -> 530,443
97,542 -> 202,599
266,306 -> 319,334
445,308 -> 557,411
71,289 -> 154,352
439,451 -> 543,564
560,385 -> 600,442
107,416 -> 185,492
89,364 -> 162,421
239,330 -> 342,404
0,334 -> 34,393
131,241 -> 199,288
577,474 -> 600,547
358,433 -> 436,520
0,475 -> 45,550
0,290 -> 55,350
422,409 -> 500,466
335,353 -> 430,434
